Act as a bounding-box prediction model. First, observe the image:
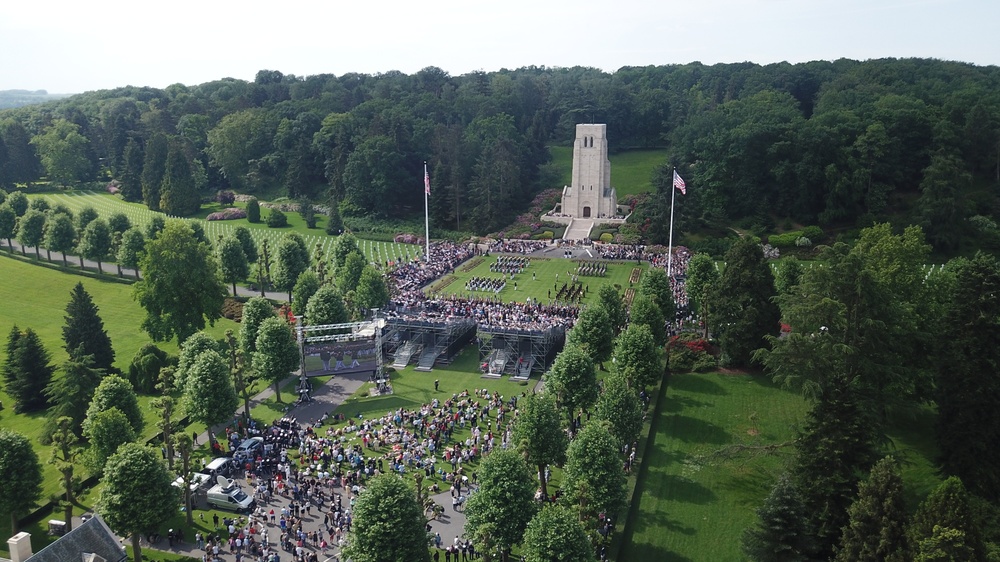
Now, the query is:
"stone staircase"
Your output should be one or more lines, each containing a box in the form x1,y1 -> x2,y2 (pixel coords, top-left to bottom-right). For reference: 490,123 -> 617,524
563,218 -> 595,241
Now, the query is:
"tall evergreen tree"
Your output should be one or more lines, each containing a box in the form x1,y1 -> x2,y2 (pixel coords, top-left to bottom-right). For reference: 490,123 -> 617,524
44,348 -> 105,437
62,282 -> 116,373
908,477 -> 987,562
712,237 -> 779,367
141,132 -> 168,211
935,252 -> 1000,503
792,373 -> 882,559
742,473 -> 815,562
119,136 -> 144,202
834,456 -> 910,562
3,327 -> 53,412
159,140 -> 201,216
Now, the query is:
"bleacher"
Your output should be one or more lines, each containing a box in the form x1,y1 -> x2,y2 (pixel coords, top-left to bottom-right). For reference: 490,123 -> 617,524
482,349 -> 508,378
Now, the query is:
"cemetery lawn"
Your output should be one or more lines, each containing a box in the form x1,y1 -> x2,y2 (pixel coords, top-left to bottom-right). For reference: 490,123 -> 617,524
622,373 -> 942,562
424,254 -> 647,306
548,146 -> 664,197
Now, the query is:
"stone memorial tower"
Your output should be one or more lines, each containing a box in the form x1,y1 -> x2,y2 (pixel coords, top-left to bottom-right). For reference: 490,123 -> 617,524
561,124 -> 618,219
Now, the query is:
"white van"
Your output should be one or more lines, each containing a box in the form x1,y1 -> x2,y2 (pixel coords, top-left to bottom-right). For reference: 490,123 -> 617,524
205,475 -> 255,513
202,457 -> 237,477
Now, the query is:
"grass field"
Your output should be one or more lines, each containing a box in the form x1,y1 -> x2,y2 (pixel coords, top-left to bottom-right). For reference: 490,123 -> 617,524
424,254 -> 647,306
28,191 -> 421,271
621,373 -> 942,561
549,146 -> 666,197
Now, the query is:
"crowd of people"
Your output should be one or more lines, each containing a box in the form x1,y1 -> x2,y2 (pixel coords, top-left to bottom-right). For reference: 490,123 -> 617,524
486,239 -> 549,255
388,294 -> 579,334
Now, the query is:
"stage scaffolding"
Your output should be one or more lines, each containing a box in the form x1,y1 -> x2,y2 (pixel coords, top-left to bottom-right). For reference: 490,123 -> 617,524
382,316 -> 478,370
477,324 -> 567,378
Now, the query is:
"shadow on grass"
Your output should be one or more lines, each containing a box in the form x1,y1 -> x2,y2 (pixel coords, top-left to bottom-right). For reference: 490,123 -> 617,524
666,415 -> 731,444
670,373 -> 728,395
662,393 -> 710,413
654,474 -> 719,505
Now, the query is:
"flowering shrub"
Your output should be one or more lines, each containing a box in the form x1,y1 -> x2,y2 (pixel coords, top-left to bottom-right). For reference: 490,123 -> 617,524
761,244 -> 780,260
207,207 -> 248,221
668,334 -> 716,372
106,181 -> 121,195
394,233 -> 422,245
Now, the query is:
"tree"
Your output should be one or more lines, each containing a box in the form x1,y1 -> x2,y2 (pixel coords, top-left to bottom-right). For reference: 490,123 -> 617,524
83,407 -> 137,473
522,504 -> 596,562
639,267 -> 676,320
0,429 -> 44,534
340,474 -> 430,562
182,348 -> 238,450
16,207 -> 45,258
45,349 -> 104,437
291,270 -> 321,316
594,373 -> 644,449
127,343 -> 169,394
835,456 -> 910,562
305,283 -> 349,326
915,526 -> 976,562
511,392 -> 568,499
49,417 -> 82,532
174,331 -> 222,389
174,432 -> 196,525
562,419 -> 627,522
30,119 -> 90,185
355,266 -> 390,312
218,235 -> 250,296
266,208 -> 288,228
151,369 -> 178,470
741,473 -> 815,562
116,227 -> 144,279
62,282 -> 116,373
465,448 -> 537,562
336,250 -> 367,292
43,211 -> 76,266
0,204 -> 16,250
119,136 -> 144,202
273,234 -> 310,301
325,201 -> 343,235
331,232 -> 359,271
6,190 -> 28,215
567,305 -> 614,369
98,443 -> 179,562
239,297 -> 276,359
84,374 -> 144,436
774,256 -> 803,295
792,373 -> 881,559
226,330 -> 253,419
596,284 -> 627,335
75,205 -> 99,233
713,237 -> 780,367
935,252 -> 1000,503
544,344 -> 599,428
298,197 -> 317,228
3,327 -> 53,412
145,215 -> 165,239
141,133 -> 168,211
78,218 -> 113,274
206,109 -> 277,191
158,140 -> 201,216
612,322 -> 659,389
134,220 -> 227,343
233,225 -> 257,263
908,477 -> 986,562
246,198 -> 261,223
628,293 -> 666,347
253,317 -> 299,403
107,212 -> 131,236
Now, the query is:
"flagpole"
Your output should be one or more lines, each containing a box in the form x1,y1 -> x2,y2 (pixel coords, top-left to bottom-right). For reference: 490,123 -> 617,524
667,167 -> 677,277
424,162 -> 430,262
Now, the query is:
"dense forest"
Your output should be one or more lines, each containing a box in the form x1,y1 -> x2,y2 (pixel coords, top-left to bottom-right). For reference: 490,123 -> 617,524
1,59 -> 999,249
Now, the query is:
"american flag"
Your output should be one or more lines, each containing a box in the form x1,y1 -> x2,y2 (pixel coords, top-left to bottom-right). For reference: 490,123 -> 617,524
424,167 -> 431,196
673,170 -> 686,195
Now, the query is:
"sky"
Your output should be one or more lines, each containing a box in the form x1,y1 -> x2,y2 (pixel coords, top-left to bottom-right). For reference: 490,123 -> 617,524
1,0 -> 996,94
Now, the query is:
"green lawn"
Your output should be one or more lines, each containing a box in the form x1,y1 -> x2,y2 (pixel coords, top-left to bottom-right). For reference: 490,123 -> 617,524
28,190 -> 420,271
425,254 -> 646,306
622,373 -> 943,561
548,146 -> 666,197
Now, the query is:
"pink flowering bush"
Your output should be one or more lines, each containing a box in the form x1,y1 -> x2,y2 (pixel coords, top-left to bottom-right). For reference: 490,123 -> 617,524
207,207 -> 248,221
394,233 -> 422,245
106,181 -> 121,195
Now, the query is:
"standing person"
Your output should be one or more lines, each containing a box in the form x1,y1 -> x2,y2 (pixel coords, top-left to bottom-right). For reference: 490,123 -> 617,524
435,379 -> 440,391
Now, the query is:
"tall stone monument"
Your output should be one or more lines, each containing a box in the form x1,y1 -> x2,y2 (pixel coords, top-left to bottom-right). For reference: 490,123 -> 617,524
560,124 -> 618,219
